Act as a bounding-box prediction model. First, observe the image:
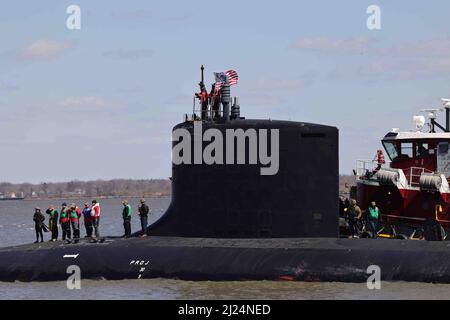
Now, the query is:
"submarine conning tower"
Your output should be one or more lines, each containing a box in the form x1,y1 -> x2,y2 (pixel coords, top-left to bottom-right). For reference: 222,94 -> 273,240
149,66 -> 339,238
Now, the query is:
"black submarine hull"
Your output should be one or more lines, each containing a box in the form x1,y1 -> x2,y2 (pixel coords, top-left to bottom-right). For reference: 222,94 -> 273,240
2,237 -> 450,283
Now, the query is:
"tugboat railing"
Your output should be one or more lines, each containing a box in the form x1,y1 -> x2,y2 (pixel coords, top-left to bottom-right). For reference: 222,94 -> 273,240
356,160 -> 434,188
356,159 -> 378,177
405,167 -> 433,187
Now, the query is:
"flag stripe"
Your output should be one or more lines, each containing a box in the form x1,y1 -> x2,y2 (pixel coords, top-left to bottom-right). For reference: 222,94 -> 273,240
214,70 -> 239,91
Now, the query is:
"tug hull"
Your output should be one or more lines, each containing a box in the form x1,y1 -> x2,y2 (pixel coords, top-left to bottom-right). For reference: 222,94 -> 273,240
357,181 -> 450,228
2,237 -> 450,283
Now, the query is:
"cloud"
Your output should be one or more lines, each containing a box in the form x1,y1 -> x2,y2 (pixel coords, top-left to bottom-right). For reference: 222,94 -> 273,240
292,36 -> 450,82
0,81 -> 18,92
293,36 -> 450,63
428,58 -> 450,72
293,36 -> 450,59
327,58 -> 450,83
382,38 -> 450,57
15,40 -> 75,60
103,49 -> 153,61
112,10 -> 152,20
369,38 -> 450,77
292,36 -> 374,54
328,61 -> 391,79
59,96 -> 120,110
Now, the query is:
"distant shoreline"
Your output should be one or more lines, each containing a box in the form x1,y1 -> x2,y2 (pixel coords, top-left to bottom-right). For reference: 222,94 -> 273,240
0,179 -> 172,201
21,194 -> 171,201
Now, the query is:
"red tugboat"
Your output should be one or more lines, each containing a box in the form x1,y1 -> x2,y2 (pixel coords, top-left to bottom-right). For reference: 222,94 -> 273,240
356,98 -> 450,238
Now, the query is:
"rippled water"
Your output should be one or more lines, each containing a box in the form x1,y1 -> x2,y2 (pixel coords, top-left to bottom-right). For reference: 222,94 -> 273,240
2,279 -> 450,300
0,197 -> 169,247
1,198 -> 450,300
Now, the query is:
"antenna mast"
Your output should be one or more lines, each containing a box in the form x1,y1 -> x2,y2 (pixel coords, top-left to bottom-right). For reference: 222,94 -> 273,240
200,65 -> 204,86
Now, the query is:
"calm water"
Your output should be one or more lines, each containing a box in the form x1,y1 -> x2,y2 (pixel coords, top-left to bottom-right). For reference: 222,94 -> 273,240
1,198 -> 450,300
0,197 -> 169,247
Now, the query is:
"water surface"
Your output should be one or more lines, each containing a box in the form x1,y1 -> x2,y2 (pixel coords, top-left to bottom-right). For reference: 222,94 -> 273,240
1,198 -> 449,300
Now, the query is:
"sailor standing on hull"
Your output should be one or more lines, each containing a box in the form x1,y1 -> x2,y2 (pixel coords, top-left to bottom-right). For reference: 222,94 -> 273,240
138,198 -> 150,237
122,200 -> 132,238
46,205 -> 59,241
60,203 -> 71,240
82,202 -> 93,237
91,200 -> 101,238
347,199 -> 362,238
69,203 -> 81,240
367,201 -> 380,238
33,207 -> 45,243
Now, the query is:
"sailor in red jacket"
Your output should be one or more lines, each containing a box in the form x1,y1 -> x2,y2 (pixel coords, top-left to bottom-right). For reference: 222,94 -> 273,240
195,83 -> 209,120
69,203 -> 82,240
91,200 -> 101,238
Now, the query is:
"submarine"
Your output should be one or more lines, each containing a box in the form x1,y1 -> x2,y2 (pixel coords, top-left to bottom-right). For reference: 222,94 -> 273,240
3,67 -> 450,284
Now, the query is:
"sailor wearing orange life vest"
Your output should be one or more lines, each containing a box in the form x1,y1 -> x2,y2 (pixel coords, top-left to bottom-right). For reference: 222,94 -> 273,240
195,83 -> 209,120
91,200 -> 101,238
69,203 -> 82,239
59,203 -> 71,240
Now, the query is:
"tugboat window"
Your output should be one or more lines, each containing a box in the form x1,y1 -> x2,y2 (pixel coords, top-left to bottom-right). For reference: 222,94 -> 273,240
416,142 -> 429,158
400,142 -> 413,158
438,143 -> 449,155
382,141 -> 398,161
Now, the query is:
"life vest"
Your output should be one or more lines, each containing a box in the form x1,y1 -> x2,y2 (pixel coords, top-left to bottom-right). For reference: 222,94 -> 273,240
92,203 -> 101,217
49,209 -> 58,219
60,208 -> 70,223
69,207 -> 81,221
369,207 -> 379,219
123,204 -> 132,218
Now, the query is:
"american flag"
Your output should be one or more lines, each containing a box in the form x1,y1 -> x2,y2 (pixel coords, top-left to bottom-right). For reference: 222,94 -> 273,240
214,70 -> 239,91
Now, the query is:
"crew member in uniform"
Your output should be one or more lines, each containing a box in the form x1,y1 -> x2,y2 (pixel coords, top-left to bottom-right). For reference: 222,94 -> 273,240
138,198 -> 150,237
60,203 -> 71,240
122,200 -> 132,238
196,83 -> 209,120
210,84 -> 221,119
91,200 -> 101,238
46,205 -> 59,241
347,199 -> 362,238
69,203 -> 81,240
82,202 -> 93,237
33,207 -> 45,243
367,201 -> 380,238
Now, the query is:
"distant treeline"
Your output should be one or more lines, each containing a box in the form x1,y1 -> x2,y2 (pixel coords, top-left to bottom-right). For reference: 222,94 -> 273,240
0,179 -> 171,199
0,175 -> 355,199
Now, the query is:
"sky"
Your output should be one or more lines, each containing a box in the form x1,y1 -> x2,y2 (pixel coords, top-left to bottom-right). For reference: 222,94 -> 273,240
2,1 -> 450,183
